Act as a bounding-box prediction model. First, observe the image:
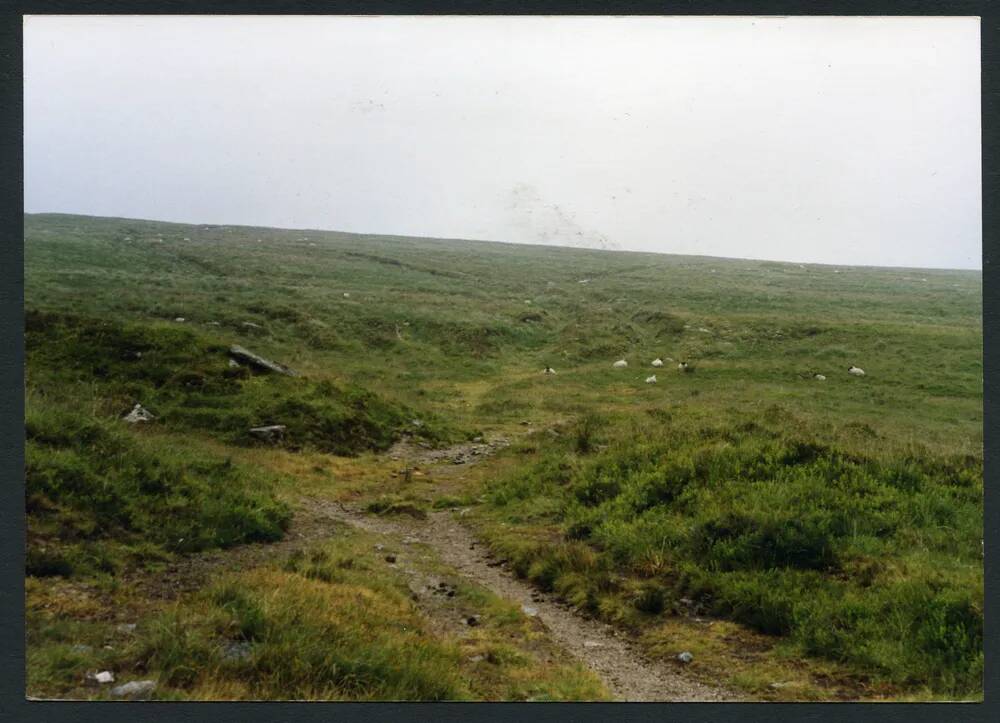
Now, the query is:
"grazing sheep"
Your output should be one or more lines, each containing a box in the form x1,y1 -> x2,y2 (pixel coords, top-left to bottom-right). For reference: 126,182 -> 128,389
645,375 -> 657,384
651,358 -> 664,367
543,366 -> 557,375
848,366 -> 865,377
678,361 -> 691,373
613,359 -> 628,369
814,374 -> 826,381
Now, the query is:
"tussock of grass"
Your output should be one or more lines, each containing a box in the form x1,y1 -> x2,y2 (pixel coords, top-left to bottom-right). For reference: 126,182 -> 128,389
483,412 -> 983,697
26,400 -> 291,576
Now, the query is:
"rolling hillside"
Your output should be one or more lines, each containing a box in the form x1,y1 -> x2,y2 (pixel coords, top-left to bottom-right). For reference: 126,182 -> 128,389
24,213 -> 983,701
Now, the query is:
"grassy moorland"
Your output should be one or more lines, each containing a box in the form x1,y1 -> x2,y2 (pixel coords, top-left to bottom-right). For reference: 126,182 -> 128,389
24,213 -> 982,700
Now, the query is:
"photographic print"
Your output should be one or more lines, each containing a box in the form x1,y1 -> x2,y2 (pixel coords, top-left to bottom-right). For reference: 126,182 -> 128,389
22,14 -> 982,702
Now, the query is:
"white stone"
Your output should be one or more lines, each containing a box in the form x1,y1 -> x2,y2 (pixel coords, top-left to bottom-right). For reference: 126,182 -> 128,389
123,404 -> 154,424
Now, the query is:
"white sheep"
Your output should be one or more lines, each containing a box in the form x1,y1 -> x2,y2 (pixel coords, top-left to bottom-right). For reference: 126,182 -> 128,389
645,375 -> 657,384
814,374 -> 826,381
613,359 -> 628,369
543,366 -> 556,375
651,358 -> 664,367
848,366 -> 865,376
678,361 -> 690,372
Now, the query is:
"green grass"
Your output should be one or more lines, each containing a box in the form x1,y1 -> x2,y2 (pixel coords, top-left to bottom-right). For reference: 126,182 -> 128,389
26,398 -> 291,577
480,410 -> 982,695
26,530 -> 608,701
23,212 -> 982,700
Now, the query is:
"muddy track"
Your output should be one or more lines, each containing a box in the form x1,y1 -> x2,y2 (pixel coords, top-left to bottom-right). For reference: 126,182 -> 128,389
308,498 -> 736,702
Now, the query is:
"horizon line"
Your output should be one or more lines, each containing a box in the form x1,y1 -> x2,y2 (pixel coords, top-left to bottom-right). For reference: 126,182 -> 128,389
23,210 -> 983,274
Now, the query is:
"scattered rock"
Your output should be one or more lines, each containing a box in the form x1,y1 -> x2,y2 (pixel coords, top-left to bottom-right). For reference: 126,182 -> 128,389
249,425 -> 286,443
85,670 -> 115,686
583,641 -> 603,649
469,655 -> 486,663
70,644 -> 93,654
465,615 -> 481,627
228,345 -> 298,376
384,554 -> 397,563
228,359 -> 241,368
174,317 -> 186,323
814,374 -> 826,381
521,605 -> 539,617
222,641 -> 253,662
677,651 -> 694,664
110,680 -> 157,699
374,544 -> 384,552
402,536 -> 420,545
115,623 -> 137,634
122,403 -> 154,424
241,321 -> 263,330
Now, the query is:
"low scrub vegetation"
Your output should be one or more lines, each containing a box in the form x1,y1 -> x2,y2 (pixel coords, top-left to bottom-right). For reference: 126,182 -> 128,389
26,400 -> 291,577
483,413 -> 983,697
26,309 -> 455,455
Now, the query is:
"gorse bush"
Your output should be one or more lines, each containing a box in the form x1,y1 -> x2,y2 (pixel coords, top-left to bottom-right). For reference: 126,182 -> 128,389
485,415 -> 983,696
25,401 -> 291,575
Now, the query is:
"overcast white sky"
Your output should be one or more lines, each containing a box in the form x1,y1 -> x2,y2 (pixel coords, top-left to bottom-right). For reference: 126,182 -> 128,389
24,15 -> 981,269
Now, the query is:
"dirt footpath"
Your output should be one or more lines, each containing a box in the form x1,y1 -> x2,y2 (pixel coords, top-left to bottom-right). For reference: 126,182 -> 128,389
310,498 -> 736,702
